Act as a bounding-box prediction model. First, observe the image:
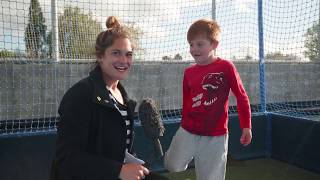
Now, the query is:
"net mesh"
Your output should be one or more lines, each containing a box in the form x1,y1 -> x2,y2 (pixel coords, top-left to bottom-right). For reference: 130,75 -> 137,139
0,0 -> 319,135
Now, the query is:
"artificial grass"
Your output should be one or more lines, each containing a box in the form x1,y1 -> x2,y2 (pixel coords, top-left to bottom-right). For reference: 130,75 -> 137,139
163,158 -> 320,180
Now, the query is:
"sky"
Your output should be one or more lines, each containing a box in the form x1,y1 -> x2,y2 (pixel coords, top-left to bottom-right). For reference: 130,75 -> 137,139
0,0 -> 319,61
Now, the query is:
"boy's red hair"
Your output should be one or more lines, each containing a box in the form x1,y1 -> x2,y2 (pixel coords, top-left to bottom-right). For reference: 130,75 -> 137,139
187,19 -> 220,44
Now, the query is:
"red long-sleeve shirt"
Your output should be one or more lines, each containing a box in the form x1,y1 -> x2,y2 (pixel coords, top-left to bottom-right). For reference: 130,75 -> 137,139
181,58 -> 251,136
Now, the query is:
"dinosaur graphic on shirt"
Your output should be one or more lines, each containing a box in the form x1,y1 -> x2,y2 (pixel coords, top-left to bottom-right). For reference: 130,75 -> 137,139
201,72 -> 224,108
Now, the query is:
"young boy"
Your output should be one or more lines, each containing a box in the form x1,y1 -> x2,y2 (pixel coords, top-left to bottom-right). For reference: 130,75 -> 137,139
164,19 -> 252,180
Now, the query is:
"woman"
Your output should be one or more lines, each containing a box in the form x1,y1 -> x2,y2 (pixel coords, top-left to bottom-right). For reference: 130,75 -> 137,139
51,16 -> 168,180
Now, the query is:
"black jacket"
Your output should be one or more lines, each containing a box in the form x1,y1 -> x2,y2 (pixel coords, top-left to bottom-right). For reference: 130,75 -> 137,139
51,67 -> 137,180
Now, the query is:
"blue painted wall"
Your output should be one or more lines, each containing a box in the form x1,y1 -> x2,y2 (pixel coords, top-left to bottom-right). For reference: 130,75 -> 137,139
0,114 -> 281,180
271,114 -> 320,173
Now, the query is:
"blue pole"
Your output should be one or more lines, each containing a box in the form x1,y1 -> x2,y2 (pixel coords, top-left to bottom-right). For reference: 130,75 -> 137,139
258,0 -> 271,157
258,0 -> 266,113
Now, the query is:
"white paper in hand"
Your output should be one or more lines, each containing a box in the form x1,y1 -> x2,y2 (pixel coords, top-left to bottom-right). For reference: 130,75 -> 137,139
124,151 -> 145,165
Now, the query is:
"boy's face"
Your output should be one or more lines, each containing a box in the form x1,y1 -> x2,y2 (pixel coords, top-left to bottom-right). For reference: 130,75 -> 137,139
188,35 -> 218,65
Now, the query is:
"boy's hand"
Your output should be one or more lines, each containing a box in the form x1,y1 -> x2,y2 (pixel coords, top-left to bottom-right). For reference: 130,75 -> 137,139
240,128 -> 252,146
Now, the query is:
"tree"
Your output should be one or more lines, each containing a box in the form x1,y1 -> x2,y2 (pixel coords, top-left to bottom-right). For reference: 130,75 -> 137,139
0,50 -> 17,58
162,55 -> 171,61
265,51 -> 298,60
48,7 -> 143,60
304,22 -> 320,61
125,23 -> 144,60
58,7 -> 102,59
25,0 -> 47,58
266,52 -> 285,60
161,54 -> 183,61
174,53 -> 182,60
245,55 -> 252,60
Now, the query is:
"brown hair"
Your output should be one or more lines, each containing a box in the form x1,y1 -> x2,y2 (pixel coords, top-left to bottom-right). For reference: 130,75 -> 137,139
95,16 -> 134,59
187,19 -> 220,44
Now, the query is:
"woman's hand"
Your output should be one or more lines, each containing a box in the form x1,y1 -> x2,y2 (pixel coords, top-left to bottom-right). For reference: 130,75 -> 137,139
119,163 -> 150,180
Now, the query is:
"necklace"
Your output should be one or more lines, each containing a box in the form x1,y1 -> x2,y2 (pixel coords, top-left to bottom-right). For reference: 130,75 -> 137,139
106,85 -> 124,105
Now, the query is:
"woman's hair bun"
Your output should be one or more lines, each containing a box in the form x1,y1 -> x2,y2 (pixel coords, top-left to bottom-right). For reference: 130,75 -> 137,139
106,16 -> 121,29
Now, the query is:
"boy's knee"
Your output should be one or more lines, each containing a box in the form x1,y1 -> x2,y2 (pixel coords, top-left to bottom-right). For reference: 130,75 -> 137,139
164,154 -> 186,172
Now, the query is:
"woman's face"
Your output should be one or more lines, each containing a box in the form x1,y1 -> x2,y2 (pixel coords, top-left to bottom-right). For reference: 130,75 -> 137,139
98,38 -> 133,85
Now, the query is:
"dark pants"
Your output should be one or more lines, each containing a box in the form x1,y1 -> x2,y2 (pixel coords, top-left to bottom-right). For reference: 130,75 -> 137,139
145,172 -> 170,180
51,160 -> 170,180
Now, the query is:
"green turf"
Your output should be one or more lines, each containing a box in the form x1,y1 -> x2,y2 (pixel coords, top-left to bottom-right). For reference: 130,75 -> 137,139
163,158 -> 320,180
